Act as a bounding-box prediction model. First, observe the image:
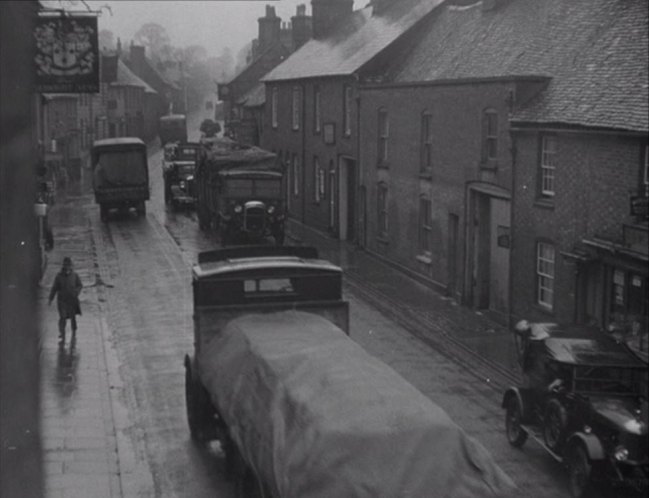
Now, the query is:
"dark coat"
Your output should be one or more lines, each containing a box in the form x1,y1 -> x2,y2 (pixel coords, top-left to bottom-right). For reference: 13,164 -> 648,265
49,269 -> 82,319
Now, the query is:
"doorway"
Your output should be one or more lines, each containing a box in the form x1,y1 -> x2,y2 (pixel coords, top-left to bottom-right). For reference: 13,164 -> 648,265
338,157 -> 356,241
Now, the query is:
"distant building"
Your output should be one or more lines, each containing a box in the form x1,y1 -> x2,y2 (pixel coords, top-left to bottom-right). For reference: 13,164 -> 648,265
124,43 -> 182,116
220,3 -> 313,144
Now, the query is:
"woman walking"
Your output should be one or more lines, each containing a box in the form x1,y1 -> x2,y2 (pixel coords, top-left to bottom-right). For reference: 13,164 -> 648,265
48,257 -> 82,344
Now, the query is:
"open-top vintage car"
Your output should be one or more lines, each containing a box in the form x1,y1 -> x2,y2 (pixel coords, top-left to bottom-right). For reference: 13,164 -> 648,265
163,142 -> 201,210
502,323 -> 648,498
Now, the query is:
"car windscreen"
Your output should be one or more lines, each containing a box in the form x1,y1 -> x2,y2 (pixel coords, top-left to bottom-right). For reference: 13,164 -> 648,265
176,147 -> 197,161
574,365 -> 648,395
94,149 -> 147,187
176,164 -> 195,176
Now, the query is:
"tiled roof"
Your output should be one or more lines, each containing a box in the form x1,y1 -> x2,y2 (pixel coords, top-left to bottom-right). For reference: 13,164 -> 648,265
262,0 -> 444,82
238,82 -> 266,107
389,0 -> 648,132
112,59 -> 157,94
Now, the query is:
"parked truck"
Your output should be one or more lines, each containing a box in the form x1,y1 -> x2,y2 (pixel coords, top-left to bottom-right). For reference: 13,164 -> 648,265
92,137 -> 149,221
159,113 -> 187,146
184,245 -> 514,498
195,137 -> 285,245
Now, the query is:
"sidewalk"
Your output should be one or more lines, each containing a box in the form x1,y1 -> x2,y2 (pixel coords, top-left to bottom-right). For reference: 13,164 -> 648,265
38,192 -> 121,498
287,220 -> 522,391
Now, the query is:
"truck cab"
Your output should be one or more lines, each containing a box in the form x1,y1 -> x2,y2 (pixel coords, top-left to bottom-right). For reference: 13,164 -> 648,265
195,138 -> 286,245
184,246 -> 513,498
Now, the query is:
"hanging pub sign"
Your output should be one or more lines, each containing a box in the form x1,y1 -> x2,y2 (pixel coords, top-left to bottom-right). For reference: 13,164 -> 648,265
34,14 -> 99,93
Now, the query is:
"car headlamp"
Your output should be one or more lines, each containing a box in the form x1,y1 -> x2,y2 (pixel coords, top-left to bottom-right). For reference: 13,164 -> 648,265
267,205 -> 275,214
186,175 -> 194,181
614,445 -> 628,461
180,181 -> 186,189
234,204 -> 242,214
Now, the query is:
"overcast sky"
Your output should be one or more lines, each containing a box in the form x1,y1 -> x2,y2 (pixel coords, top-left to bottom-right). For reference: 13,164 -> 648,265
81,0 -> 355,58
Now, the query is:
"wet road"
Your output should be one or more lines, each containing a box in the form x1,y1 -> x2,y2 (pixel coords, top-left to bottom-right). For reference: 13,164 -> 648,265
65,106 -> 575,497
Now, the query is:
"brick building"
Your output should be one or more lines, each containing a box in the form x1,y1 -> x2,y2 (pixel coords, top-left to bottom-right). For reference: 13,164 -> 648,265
356,0 -> 647,340
42,94 -> 81,183
220,4 -> 312,144
508,0 -> 648,354
261,0 -> 443,239
124,43 -> 180,117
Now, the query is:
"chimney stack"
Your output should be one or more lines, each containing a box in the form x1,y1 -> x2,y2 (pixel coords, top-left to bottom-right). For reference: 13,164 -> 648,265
258,5 -> 282,48
291,4 -> 313,50
311,0 -> 353,39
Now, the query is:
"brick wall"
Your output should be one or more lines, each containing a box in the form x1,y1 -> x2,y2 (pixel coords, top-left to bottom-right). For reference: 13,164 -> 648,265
262,76 -> 358,232
359,81 -> 514,294
511,130 -> 645,323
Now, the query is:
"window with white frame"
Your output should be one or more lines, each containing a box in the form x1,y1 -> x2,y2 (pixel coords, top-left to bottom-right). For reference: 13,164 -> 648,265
482,109 -> 498,162
292,154 -> 299,196
292,86 -> 300,131
421,111 -> 433,172
540,135 -> 557,197
377,182 -> 388,238
271,87 -> 278,128
419,196 -> 432,255
313,156 -> 321,203
378,108 -> 389,166
343,85 -> 352,136
536,242 -> 555,310
314,86 -> 321,134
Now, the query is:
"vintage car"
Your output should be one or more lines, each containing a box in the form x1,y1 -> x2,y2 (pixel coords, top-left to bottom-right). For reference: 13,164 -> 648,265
502,323 -> 648,498
163,142 -> 201,209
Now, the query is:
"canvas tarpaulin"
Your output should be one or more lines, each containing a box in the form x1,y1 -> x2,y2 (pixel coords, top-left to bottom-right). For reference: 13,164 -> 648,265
199,310 -> 515,498
94,149 -> 147,187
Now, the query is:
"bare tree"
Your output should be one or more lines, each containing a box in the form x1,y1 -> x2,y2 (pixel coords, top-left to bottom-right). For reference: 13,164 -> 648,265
98,29 -> 115,51
133,22 -> 170,62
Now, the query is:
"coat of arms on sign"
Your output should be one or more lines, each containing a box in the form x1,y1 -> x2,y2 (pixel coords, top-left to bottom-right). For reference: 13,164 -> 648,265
34,18 -> 96,77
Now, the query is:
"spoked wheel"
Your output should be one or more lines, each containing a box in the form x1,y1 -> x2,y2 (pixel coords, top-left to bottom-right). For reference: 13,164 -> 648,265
543,398 -> 568,452
567,444 -> 593,498
505,396 -> 528,447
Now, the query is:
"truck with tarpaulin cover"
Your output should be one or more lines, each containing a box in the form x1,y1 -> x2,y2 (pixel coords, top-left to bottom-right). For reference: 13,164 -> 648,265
159,113 -> 187,146
183,245 -> 515,498
91,137 -> 149,221
195,137 -> 285,245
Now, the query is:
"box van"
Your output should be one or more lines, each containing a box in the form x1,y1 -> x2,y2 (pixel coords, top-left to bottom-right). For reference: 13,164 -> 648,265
92,137 -> 149,221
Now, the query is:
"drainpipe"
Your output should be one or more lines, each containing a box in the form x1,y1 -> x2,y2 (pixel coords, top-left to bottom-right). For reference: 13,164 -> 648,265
301,82 -> 306,225
355,81 -> 361,247
508,127 -> 517,329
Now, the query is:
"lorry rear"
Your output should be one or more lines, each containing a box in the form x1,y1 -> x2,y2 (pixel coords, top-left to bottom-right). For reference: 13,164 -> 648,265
91,137 -> 149,221
184,246 -> 514,498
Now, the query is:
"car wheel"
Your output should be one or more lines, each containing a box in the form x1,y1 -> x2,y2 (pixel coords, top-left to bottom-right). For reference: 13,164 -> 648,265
185,366 -> 213,443
505,396 -> 528,447
567,444 -> 593,498
543,398 -> 568,452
